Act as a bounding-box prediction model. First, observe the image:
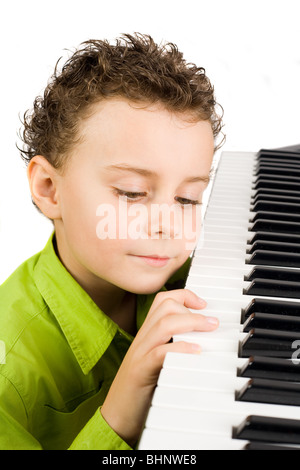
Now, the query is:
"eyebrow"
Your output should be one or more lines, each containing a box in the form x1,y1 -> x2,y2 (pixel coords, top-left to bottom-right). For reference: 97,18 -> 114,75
104,164 -> 211,184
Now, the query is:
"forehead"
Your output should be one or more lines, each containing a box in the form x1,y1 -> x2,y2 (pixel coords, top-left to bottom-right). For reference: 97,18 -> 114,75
74,99 -> 215,174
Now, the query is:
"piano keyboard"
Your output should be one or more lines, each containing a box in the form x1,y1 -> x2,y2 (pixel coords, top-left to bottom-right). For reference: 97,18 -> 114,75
138,145 -> 300,450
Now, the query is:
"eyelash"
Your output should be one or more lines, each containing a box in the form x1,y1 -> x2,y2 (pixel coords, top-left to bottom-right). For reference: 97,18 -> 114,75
113,189 -> 201,206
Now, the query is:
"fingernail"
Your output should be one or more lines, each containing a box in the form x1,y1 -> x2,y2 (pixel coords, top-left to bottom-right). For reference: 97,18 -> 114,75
191,343 -> 202,353
197,297 -> 207,307
207,317 -> 219,326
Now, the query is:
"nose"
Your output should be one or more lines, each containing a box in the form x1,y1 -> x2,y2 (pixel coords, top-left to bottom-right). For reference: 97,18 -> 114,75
146,203 -> 182,240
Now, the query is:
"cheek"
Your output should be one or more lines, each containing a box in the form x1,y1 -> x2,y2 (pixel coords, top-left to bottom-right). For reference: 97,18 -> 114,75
96,198 -> 126,241
180,205 -> 202,245
96,199 -> 150,242
58,178 -> 103,247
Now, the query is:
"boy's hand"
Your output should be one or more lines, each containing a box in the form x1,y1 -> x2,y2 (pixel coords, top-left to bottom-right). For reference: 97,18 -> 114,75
101,289 -> 219,447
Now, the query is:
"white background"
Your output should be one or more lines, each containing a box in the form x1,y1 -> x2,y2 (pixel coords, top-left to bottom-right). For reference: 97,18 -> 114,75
0,0 -> 299,283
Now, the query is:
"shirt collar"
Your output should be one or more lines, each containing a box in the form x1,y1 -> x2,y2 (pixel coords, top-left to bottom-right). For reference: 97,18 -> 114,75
33,233 -> 126,375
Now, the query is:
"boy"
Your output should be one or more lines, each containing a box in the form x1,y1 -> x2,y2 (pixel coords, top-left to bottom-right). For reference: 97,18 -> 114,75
0,34 -> 223,449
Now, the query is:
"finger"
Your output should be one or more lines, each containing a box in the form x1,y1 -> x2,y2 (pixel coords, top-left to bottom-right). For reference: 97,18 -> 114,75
150,288 -> 207,314
146,341 -> 202,377
137,295 -> 212,342
144,290 -> 207,330
139,311 -> 219,351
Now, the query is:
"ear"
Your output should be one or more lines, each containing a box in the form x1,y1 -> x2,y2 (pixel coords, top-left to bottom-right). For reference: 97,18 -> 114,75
27,156 -> 61,220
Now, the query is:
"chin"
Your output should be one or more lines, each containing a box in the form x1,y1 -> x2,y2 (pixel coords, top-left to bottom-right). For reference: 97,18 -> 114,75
127,278 -> 168,295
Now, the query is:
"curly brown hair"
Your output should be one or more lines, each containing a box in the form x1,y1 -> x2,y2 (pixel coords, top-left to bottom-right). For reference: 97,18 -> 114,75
20,33 -> 224,169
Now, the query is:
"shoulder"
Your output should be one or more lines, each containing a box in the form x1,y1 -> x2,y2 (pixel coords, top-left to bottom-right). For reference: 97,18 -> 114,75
0,251 -> 47,349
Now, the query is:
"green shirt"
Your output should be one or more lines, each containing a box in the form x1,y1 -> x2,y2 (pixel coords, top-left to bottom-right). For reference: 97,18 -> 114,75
0,233 -> 190,450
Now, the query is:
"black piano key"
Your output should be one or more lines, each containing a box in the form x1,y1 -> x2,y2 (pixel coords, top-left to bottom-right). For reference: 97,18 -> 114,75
238,356 -> 300,382
235,378 -> 300,406
243,313 -> 300,333
247,250 -> 300,268
252,200 -> 300,214
249,231 -> 300,244
243,442 -> 296,450
250,219 -> 300,234
247,240 -> 300,254
251,211 -> 300,224
257,145 -> 300,158
259,146 -> 300,154
254,178 -> 300,192
252,193 -> 300,205
255,165 -> 300,178
233,415 -> 300,444
241,298 -> 300,322
255,173 -> 300,184
244,278 -> 300,298
239,328 -> 300,358
245,266 -> 300,283
256,158 -> 300,169
253,187 -> 300,199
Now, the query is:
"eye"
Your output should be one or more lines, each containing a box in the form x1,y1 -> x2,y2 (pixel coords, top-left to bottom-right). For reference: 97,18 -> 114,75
175,196 -> 202,206
113,188 -> 147,201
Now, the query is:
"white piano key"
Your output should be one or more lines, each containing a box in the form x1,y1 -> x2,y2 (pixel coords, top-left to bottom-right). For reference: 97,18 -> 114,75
211,184 -> 255,192
204,218 -> 251,230
217,151 -> 255,159
193,248 -> 247,259
188,282 -> 300,305
186,306 -> 242,324
194,297 -> 245,314
217,170 -> 254,176
157,368 -> 249,392
194,242 -> 248,255
188,275 -> 247,289
203,223 -> 251,234
192,256 -> 245,268
206,201 -> 253,211
189,308 -> 242,325
191,255 -> 246,267
189,274 -> 269,293
189,264 -> 250,279
144,407 -> 235,436
163,351 -> 247,373
173,325 -> 246,353
143,404 -> 300,439
188,285 -> 245,300
210,194 -> 253,204
210,195 -> 255,203
194,230 -> 250,243
205,211 -> 253,221
209,204 -> 253,217
151,387 -> 300,423
138,428 -> 247,450
209,183 -> 253,190
201,240 -> 249,251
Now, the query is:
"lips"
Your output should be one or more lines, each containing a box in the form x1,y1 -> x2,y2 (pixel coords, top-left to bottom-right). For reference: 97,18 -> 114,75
131,254 -> 171,267
142,255 -> 170,259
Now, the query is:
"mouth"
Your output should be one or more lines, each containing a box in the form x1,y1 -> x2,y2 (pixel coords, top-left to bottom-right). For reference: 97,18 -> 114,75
130,254 -> 171,267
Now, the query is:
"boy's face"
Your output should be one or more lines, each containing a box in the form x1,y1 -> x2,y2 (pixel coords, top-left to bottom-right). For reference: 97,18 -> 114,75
54,99 -> 214,295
